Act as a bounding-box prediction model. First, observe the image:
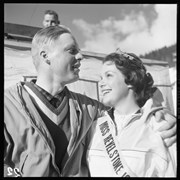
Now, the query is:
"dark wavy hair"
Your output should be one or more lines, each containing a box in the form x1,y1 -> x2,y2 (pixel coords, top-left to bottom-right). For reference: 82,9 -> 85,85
103,52 -> 156,107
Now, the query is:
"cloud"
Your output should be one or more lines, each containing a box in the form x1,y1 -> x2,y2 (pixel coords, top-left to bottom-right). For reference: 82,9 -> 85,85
150,4 -> 177,49
73,4 -> 177,55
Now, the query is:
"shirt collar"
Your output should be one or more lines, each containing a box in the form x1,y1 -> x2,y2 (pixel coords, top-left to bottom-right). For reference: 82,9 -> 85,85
27,79 -> 66,108
113,109 -> 142,130
33,81 -> 54,101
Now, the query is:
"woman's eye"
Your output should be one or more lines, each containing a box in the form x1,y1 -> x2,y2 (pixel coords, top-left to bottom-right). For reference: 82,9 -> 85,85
106,73 -> 112,78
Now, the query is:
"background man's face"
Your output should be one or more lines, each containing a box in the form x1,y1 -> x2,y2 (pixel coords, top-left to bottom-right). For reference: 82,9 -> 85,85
43,14 -> 59,28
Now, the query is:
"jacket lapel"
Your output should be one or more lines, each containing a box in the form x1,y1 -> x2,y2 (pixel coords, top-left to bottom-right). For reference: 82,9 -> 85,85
18,84 -> 56,154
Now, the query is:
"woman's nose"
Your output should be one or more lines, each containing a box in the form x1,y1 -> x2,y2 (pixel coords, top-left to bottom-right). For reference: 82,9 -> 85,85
99,79 -> 105,88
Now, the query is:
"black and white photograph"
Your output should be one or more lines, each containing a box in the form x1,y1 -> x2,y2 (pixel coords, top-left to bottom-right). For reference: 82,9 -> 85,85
4,3 -> 177,177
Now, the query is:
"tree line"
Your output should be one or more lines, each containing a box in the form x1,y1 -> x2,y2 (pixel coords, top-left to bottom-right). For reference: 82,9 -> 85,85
140,44 -> 176,67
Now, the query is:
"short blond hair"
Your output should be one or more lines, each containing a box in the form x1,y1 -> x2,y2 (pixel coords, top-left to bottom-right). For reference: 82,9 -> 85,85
31,26 -> 71,70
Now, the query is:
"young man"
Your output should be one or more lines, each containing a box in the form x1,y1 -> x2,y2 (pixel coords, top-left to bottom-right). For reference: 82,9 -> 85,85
42,10 -> 60,28
4,26 -> 176,177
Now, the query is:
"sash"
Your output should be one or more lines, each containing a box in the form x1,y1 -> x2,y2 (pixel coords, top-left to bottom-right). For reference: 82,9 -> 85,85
97,114 -> 137,177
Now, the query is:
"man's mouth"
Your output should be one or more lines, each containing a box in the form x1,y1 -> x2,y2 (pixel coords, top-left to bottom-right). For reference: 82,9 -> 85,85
72,63 -> 81,72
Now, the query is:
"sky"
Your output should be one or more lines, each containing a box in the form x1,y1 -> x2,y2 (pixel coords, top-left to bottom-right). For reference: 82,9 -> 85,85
4,3 -> 177,56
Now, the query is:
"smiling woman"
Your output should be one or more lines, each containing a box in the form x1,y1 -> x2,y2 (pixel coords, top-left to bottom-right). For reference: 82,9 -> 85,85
86,50 -> 176,177
99,51 -> 155,114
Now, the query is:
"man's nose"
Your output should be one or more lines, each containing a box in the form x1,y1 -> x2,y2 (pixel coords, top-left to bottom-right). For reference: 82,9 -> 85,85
75,52 -> 83,61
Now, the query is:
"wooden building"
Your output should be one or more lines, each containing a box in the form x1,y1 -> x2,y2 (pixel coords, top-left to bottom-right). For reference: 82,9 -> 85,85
4,22 -> 175,113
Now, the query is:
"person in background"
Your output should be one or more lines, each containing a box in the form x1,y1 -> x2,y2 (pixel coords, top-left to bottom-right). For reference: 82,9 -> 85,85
42,10 -> 71,31
42,10 -> 60,28
87,50 -> 176,177
4,26 -> 176,177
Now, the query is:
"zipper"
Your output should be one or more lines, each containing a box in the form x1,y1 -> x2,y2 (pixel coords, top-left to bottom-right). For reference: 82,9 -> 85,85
61,119 -> 93,176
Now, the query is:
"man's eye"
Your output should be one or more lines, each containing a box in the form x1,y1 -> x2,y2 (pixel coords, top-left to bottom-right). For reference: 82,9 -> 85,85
69,48 -> 78,54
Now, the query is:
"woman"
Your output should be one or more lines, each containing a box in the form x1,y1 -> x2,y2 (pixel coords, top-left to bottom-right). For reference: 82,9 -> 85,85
87,50 -> 176,177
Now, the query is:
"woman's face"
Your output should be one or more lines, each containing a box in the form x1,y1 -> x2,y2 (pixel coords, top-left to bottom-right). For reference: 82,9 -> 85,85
99,61 -> 130,108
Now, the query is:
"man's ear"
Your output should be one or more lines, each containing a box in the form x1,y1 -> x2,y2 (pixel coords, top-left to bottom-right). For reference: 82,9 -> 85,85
40,51 -> 50,65
40,51 -> 48,59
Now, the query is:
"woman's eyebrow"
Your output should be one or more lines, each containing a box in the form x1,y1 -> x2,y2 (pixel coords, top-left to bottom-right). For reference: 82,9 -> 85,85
105,70 -> 113,74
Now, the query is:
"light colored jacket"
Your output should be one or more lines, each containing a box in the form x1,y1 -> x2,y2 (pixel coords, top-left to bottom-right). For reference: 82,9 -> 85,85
4,82 -> 105,177
87,102 -> 176,177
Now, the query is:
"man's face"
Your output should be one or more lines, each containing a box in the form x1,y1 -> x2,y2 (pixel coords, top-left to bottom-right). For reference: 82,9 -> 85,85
99,61 -> 129,108
46,33 -> 83,84
43,14 -> 59,28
